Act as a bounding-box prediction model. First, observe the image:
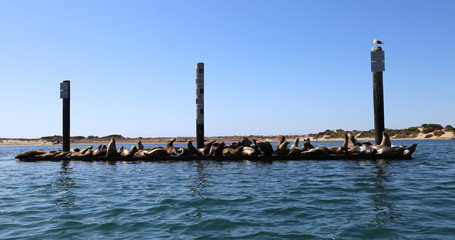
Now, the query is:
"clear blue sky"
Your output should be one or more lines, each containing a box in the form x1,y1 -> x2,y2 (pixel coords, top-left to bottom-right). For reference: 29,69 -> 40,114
1,0 -> 454,138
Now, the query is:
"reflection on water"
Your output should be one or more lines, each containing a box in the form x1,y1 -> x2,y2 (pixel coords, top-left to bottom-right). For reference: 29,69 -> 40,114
52,160 -> 76,213
370,160 -> 401,225
189,161 -> 209,199
186,161 -> 211,219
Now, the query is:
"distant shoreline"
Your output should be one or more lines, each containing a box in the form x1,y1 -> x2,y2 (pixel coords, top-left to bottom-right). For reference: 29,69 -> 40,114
1,134 -> 453,147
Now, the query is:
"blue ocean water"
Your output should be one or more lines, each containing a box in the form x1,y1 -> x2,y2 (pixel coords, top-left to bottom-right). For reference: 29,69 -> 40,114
1,140 -> 454,239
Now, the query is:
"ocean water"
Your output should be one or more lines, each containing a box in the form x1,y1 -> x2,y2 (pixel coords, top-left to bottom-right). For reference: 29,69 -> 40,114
1,140 -> 454,239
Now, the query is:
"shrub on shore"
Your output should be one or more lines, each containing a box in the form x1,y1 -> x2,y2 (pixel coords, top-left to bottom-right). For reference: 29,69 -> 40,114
425,134 -> 433,138
421,124 -> 443,134
444,125 -> 455,133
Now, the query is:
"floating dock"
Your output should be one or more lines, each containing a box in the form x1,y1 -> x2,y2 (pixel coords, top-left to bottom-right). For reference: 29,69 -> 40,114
16,154 -> 412,162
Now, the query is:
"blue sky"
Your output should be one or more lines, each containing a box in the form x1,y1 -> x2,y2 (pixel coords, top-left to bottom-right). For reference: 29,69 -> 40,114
1,0 -> 454,138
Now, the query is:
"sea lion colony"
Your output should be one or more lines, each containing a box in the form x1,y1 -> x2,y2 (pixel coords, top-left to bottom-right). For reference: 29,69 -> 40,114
16,132 -> 417,161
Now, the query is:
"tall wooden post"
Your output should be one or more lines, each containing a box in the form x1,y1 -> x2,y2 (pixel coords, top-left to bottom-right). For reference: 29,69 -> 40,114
196,63 -> 205,149
371,47 -> 385,145
60,80 -> 70,151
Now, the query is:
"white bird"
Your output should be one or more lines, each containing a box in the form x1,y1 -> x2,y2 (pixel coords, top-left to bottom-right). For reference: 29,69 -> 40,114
373,38 -> 383,46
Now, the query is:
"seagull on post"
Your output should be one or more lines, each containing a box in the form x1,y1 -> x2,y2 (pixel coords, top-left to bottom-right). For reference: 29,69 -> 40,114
373,38 -> 383,46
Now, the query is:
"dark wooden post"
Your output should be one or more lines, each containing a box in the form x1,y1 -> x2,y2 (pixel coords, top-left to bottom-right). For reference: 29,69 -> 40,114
371,47 -> 385,145
196,63 -> 204,149
60,80 -> 70,151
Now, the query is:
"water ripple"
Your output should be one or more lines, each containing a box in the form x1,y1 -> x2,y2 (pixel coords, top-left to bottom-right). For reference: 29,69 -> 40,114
1,140 -> 455,239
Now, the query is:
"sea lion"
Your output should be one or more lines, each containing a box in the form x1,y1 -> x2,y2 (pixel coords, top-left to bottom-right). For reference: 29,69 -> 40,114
242,146 -> 257,157
166,138 -> 178,156
129,145 -> 138,155
254,140 -> 274,156
143,148 -> 168,157
166,138 -> 188,156
380,132 -> 392,147
277,136 -> 285,148
370,132 -> 413,157
327,133 -> 349,154
133,150 -> 145,158
119,146 -> 131,157
93,145 -> 107,157
35,151 -> 63,159
288,138 -> 301,156
242,137 -> 252,147
227,141 -> 241,149
223,146 -> 244,156
304,145 -> 331,156
70,146 -> 93,158
106,138 -> 119,157
210,141 -> 225,156
138,140 -> 144,150
349,140 -> 377,155
347,133 -> 359,148
16,150 -> 48,159
403,144 -> 418,156
187,140 -> 201,156
275,140 -> 290,156
203,139 -> 216,155
301,138 -> 314,152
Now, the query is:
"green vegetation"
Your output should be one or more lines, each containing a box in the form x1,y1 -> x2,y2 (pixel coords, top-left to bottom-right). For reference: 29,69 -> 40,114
444,125 -> 455,133
433,130 -> 445,137
421,124 -> 443,134
310,123 -> 452,139
101,134 -> 124,139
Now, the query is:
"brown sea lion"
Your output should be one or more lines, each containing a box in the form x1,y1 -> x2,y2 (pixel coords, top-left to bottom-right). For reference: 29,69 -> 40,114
166,138 -> 178,155
138,140 -> 144,150
187,140 -> 201,156
288,138 -> 301,156
119,146 -> 131,157
304,145 -> 331,156
242,146 -> 257,157
276,136 -> 285,150
203,139 -> 216,155
70,146 -> 93,158
347,133 -> 359,148
210,141 -> 225,156
301,138 -> 314,152
166,138 -> 188,156
16,150 -> 48,159
254,140 -> 274,156
370,132 -> 415,157
106,138 -> 119,157
227,141 -> 241,149
143,148 -> 168,157
242,137 -> 252,147
275,140 -> 290,156
349,139 -> 377,155
93,145 -> 107,157
35,151 -> 63,159
223,146 -> 244,156
380,132 -> 392,147
327,134 -> 349,154
403,144 -> 418,156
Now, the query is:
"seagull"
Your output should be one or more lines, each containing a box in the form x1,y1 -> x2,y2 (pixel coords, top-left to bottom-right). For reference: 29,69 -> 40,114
373,38 -> 383,46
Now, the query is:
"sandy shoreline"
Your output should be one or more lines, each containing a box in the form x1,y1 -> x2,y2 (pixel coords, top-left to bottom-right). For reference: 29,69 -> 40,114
1,133 -> 453,147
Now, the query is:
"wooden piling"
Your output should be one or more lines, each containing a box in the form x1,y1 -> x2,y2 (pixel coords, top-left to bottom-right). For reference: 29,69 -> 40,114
60,80 -> 70,151
371,47 -> 385,145
196,63 -> 204,149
